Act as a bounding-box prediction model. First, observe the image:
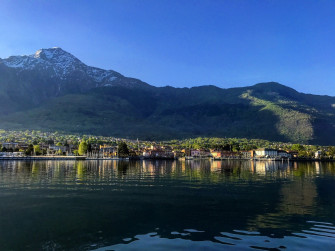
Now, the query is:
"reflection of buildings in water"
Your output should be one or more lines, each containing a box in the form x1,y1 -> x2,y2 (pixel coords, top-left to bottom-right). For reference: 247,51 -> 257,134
249,161 -> 293,179
210,160 -> 246,172
108,160 -> 180,179
142,160 -> 151,174
315,161 -> 320,175
87,160 -> 107,180
290,162 -> 320,178
279,180 -> 317,215
1,160 -> 333,189
143,160 -> 158,176
186,160 -> 203,169
180,161 -> 186,173
255,161 -> 266,175
211,160 -> 222,171
253,161 -> 278,175
138,160 -> 181,179
293,161 -> 298,170
0,161 -> 78,185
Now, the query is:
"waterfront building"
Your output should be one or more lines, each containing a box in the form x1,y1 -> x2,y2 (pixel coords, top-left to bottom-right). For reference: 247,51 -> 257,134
100,145 -> 117,157
1,142 -> 19,150
142,149 -> 174,159
211,151 -> 240,159
0,152 -> 24,157
254,148 -> 278,158
278,150 -> 291,158
241,151 -> 254,159
191,149 -> 211,158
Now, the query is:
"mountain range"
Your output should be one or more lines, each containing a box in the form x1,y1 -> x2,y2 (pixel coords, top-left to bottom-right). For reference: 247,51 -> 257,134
0,47 -> 335,144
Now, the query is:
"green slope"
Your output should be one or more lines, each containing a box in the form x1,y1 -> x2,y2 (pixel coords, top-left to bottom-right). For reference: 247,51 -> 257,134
1,82 -> 335,144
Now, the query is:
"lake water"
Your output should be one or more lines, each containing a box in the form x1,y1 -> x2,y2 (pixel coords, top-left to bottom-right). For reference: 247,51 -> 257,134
0,160 -> 334,250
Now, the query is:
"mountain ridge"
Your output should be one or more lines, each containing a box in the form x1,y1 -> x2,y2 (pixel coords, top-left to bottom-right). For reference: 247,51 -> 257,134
0,48 -> 335,144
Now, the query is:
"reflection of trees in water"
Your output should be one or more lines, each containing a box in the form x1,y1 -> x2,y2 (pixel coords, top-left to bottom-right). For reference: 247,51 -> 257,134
247,179 -> 318,236
279,181 -> 317,215
1,160 -> 335,187
247,163 -> 321,235
0,161 -> 79,186
117,161 -> 129,176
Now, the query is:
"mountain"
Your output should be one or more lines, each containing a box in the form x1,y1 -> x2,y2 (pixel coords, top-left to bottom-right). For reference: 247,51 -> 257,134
1,48 -> 335,144
0,47 -> 151,112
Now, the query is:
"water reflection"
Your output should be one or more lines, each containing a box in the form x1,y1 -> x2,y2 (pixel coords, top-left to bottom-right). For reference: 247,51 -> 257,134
0,160 -> 334,250
93,221 -> 335,251
2,160 -> 335,184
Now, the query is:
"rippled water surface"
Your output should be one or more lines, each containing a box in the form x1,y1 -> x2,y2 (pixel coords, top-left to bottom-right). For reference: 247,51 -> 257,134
0,160 -> 334,250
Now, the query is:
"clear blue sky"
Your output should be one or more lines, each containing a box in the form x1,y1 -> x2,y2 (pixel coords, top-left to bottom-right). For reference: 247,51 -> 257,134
1,0 -> 334,95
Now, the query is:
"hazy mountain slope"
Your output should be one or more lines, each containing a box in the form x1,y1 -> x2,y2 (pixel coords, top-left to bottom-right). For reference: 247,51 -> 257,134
1,48 -> 335,144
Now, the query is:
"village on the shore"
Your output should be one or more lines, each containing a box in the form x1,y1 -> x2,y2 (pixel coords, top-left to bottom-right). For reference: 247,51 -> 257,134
0,142 -> 328,161
0,130 -> 334,161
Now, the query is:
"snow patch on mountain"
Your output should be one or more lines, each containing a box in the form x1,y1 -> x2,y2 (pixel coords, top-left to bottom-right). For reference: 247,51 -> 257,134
2,55 -> 39,69
86,67 -> 118,82
1,47 -> 121,84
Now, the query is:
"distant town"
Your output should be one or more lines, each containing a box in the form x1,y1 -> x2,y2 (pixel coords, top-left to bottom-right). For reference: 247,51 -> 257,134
0,129 -> 334,161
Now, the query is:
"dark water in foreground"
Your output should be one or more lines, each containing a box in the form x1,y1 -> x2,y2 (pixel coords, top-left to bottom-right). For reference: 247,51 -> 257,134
0,160 -> 334,250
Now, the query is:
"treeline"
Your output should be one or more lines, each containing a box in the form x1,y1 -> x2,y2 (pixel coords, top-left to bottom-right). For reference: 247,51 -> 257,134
164,137 -> 335,157
1,130 -> 335,157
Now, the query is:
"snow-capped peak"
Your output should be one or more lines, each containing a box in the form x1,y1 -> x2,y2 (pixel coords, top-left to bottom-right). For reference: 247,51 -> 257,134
34,47 -> 79,63
0,47 -> 123,84
0,47 -> 155,90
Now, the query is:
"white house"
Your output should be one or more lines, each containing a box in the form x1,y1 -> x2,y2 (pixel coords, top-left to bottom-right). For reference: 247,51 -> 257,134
254,148 -> 278,158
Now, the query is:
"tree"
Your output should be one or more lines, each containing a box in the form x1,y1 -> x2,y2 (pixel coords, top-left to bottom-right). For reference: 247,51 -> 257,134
25,144 -> 34,155
87,143 -> 92,153
78,140 -> 88,156
232,144 -> 240,152
33,145 -> 41,155
326,146 -> 335,156
291,144 -> 305,151
118,142 -> 129,157
216,144 -> 231,151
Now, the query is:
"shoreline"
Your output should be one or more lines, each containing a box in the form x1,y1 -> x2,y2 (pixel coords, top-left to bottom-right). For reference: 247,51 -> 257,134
0,156 -> 334,162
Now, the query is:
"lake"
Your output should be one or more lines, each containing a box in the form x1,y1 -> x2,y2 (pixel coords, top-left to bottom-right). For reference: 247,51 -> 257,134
0,160 -> 334,250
